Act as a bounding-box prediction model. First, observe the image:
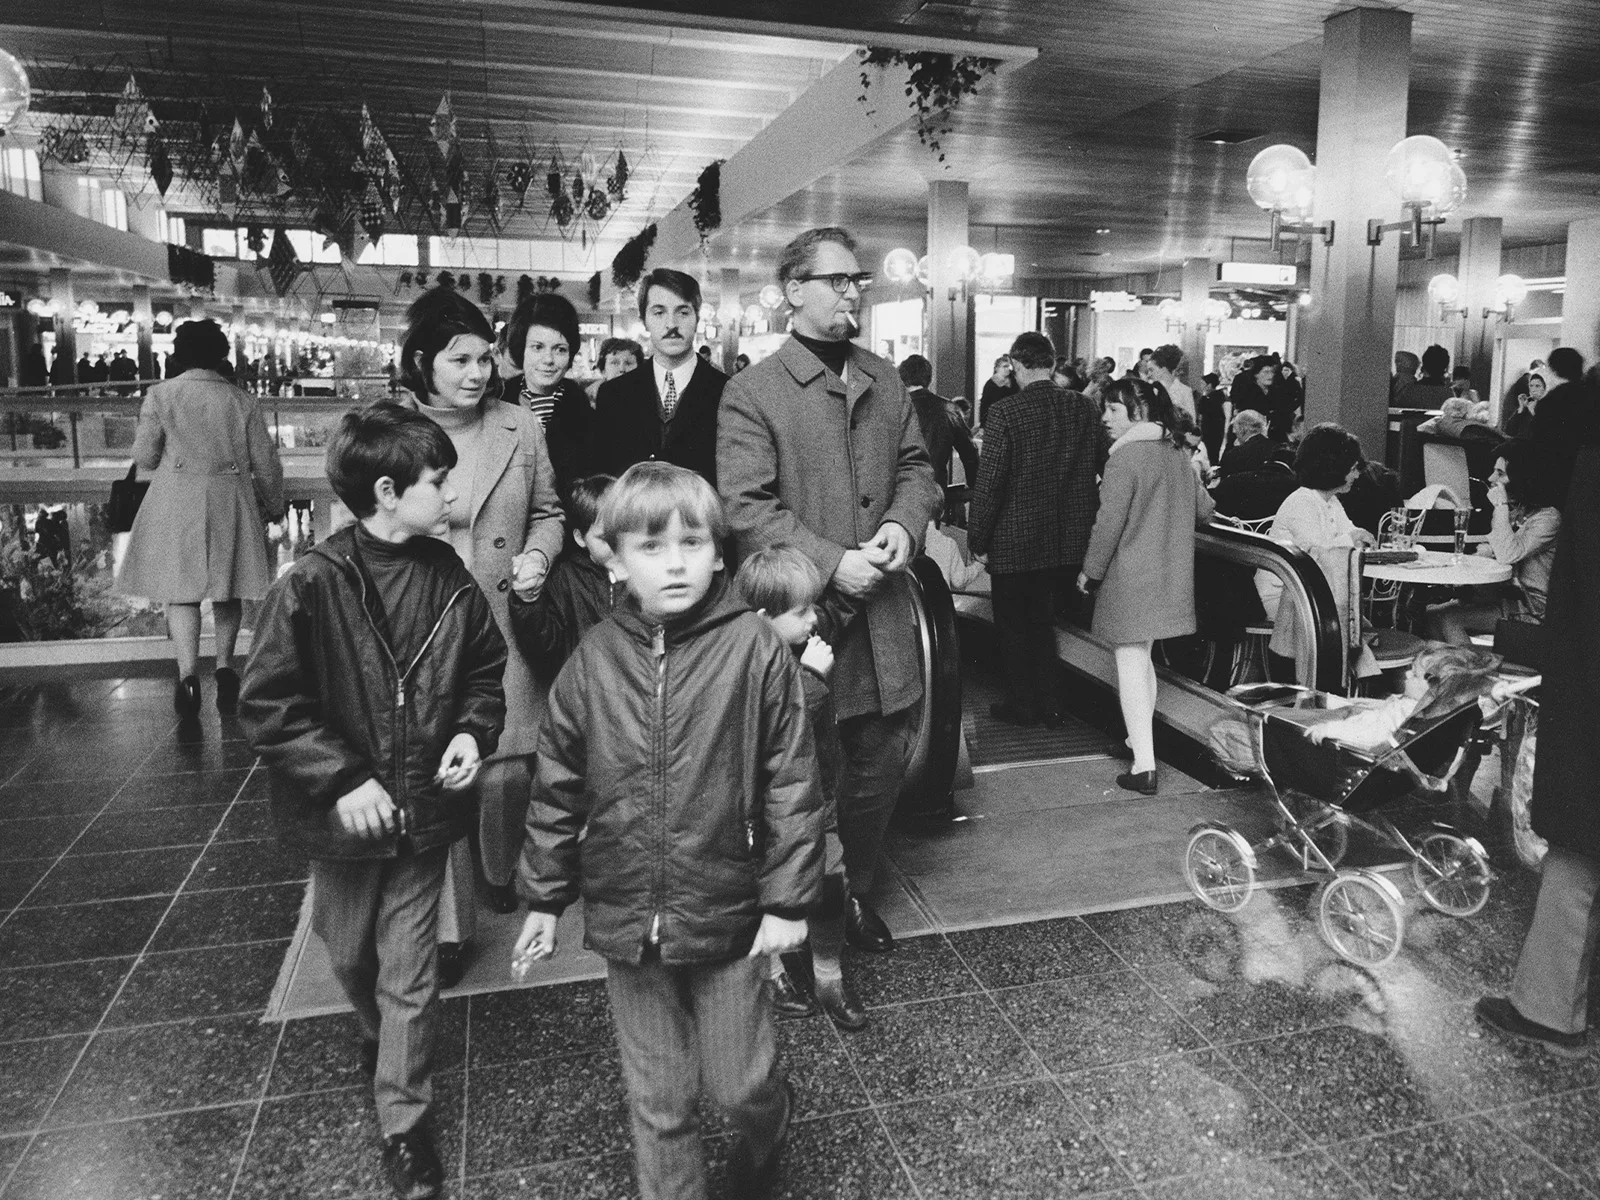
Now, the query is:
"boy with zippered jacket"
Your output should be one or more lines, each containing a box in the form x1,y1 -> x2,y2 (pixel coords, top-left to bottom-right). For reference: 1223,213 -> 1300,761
512,461 -> 824,1200
242,404 -> 505,1200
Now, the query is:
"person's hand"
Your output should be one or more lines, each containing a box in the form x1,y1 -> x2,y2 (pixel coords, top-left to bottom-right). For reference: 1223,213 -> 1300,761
513,911 -> 559,966
435,732 -> 481,791
746,914 -> 808,958
860,522 -> 914,573
800,635 -> 834,677
1075,571 -> 1096,595
510,550 -> 549,601
832,549 -> 885,597
1308,726 -> 1328,745
1353,528 -> 1378,549
334,778 -> 397,841
1487,482 -> 1508,507
1516,393 -> 1531,411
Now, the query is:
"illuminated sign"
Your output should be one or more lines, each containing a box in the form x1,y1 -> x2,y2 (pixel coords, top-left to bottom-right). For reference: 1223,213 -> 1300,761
1217,262 -> 1298,286
1089,290 -> 1141,313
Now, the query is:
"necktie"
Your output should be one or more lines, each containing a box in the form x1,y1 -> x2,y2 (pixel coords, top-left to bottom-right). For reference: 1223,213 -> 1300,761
662,369 -> 678,419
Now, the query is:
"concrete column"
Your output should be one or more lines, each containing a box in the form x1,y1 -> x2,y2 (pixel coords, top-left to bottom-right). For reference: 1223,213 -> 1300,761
49,268 -> 77,382
1180,258 -> 1212,379
926,179 -> 972,399
1560,217 -> 1600,364
131,285 -> 155,379
1300,6 -> 1411,461
126,200 -> 164,243
1458,216 -> 1503,398
231,304 -> 246,369
718,267 -> 740,374
39,165 -> 84,219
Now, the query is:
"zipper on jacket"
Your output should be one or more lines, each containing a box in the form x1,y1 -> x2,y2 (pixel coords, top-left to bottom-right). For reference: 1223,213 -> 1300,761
648,624 -> 667,948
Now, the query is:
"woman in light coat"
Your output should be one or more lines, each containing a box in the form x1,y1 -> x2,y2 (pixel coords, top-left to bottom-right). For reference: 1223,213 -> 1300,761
398,287 -> 565,982
116,319 -> 284,717
1078,377 -> 1214,794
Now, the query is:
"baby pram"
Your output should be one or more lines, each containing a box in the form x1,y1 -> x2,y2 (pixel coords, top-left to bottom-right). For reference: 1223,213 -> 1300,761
1183,681 -> 1519,967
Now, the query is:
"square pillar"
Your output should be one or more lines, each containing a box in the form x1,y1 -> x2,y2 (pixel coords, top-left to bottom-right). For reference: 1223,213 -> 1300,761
1180,258 -> 1213,378
1560,217 -> 1600,364
1458,216 -> 1503,399
927,180 -> 971,399
717,267 -> 740,374
1300,6 -> 1411,461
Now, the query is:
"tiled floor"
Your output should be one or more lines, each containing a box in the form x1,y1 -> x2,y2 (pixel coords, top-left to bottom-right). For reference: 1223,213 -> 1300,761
1,677 -> 1598,1199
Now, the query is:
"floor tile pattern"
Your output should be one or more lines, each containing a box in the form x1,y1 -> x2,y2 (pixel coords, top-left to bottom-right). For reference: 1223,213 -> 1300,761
1,678 -> 1597,1199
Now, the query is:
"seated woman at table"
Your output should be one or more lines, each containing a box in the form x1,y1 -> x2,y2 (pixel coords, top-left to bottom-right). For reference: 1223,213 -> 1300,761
1427,439 -> 1562,645
1255,423 -> 1376,676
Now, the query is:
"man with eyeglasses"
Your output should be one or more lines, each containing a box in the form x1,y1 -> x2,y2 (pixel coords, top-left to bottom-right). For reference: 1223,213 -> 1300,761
720,226 -> 942,971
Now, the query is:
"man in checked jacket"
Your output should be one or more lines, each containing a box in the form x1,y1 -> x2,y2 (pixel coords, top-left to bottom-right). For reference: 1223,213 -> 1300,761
967,331 -> 1107,726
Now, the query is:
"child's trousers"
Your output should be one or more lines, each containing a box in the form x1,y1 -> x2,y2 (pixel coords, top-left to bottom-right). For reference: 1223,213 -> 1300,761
310,846 -> 449,1138
605,953 -> 787,1200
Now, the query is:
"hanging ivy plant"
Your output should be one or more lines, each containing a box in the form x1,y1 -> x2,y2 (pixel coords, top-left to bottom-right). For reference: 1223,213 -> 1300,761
858,49 -> 999,163
688,159 -> 726,243
611,223 -> 658,291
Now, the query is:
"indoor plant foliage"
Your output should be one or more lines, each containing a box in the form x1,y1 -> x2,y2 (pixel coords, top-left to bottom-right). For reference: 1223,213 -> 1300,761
611,222 -> 658,291
858,49 -> 999,162
688,159 -> 726,243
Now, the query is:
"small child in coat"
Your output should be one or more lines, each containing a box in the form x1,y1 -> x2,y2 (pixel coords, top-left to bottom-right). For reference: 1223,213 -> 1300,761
1306,644 -> 1501,750
734,545 -> 865,1031
513,462 -> 823,1200
508,473 -> 617,682
241,405 -> 507,1200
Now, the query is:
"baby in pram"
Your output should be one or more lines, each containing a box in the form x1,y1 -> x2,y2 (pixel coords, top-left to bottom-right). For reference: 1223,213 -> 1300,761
1298,644 -> 1502,750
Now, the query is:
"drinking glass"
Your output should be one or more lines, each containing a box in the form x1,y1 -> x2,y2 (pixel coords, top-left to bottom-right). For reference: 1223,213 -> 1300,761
1453,507 -> 1469,564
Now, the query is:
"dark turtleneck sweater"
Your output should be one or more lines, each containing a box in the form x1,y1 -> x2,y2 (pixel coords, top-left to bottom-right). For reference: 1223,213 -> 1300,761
351,522 -> 440,666
793,332 -> 851,378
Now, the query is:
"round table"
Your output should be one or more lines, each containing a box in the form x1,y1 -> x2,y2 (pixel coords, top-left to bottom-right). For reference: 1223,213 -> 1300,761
1363,548 -> 1512,586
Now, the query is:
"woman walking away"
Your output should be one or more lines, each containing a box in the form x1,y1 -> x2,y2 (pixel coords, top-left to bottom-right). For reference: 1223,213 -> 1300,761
116,318 -> 284,718
1078,378 -> 1215,794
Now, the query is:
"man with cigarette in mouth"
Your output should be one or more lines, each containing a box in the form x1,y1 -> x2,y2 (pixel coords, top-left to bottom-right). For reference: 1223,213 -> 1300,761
719,226 -> 942,959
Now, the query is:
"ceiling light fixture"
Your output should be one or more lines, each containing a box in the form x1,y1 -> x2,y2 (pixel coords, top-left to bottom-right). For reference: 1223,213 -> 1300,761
1244,144 -> 1333,250
1365,135 -> 1467,257
0,48 -> 29,136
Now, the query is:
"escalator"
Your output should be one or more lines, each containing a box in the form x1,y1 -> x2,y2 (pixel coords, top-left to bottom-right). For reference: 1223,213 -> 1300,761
895,524 -> 1347,818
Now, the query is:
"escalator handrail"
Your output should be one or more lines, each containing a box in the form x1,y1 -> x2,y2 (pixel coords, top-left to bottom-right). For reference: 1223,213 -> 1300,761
1198,523 -> 1345,693
898,555 -> 963,815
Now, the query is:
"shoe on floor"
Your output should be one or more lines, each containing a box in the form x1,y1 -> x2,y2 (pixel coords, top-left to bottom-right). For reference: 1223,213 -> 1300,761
1116,769 -> 1158,795
214,667 -> 240,714
844,895 -> 895,952
437,942 -> 468,989
768,966 -> 818,1020
988,701 -> 1037,727
1038,709 -> 1065,728
173,675 -> 201,718
1474,996 -> 1587,1058
382,1128 -> 443,1200
814,975 -> 868,1031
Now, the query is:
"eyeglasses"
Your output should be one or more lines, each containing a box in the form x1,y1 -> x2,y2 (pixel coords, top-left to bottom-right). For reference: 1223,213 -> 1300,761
793,273 -> 873,294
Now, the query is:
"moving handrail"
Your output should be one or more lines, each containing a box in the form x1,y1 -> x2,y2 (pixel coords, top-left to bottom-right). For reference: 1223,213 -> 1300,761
898,555 -> 964,820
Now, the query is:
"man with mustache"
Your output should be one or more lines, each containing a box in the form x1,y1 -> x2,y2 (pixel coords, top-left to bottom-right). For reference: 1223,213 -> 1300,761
719,226 -> 942,961
589,266 -> 727,486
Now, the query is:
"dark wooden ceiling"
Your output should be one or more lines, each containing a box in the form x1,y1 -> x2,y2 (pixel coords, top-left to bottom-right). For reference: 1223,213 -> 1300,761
3,0 -> 1598,293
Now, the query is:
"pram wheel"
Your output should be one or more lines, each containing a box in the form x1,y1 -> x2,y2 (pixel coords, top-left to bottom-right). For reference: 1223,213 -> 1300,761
1315,871 -> 1406,967
1411,833 -> 1492,917
1278,793 -> 1349,872
1184,824 -> 1257,913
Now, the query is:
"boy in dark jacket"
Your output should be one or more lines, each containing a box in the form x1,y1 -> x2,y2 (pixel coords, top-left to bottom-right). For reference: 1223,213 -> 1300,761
508,473 -> 617,681
513,462 -> 823,1200
734,546 -> 863,1032
242,405 -> 506,1200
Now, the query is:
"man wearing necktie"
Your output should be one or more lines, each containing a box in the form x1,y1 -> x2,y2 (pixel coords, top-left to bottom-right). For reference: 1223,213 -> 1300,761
588,267 -> 727,486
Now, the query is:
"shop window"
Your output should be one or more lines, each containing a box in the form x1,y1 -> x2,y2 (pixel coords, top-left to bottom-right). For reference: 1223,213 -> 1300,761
0,147 -> 42,201
166,215 -> 186,246
202,227 -> 241,258
356,234 -> 420,267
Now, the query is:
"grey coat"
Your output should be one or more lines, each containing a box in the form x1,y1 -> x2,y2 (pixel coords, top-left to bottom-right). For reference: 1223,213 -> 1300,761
718,337 -> 943,719
116,369 -> 285,602
1082,432 -> 1215,645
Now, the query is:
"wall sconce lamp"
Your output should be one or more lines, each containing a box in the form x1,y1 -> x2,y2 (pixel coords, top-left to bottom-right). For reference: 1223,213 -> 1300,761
1200,297 -> 1231,333
1366,136 -> 1466,258
1246,145 -> 1334,251
1427,272 -> 1468,319
1157,298 -> 1185,332
1484,273 -> 1527,322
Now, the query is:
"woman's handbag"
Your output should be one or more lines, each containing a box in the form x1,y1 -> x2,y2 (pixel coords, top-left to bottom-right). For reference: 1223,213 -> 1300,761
108,462 -> 149,533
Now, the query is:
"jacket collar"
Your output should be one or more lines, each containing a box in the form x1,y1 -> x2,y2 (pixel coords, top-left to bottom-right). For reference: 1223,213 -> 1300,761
611,573 -> 748,645
775,335 -> 878,406
1108,421 -> 1167,455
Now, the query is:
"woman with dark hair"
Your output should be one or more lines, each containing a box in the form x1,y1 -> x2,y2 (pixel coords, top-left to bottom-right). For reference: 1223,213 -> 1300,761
398,287 -> 565,978
1428,439 -> 1563,644
1255,421 -> 1375,669
1229,356 -> 1276,422
505,291 -> 590,497
1078,377 -> 1215,793
116,318 -> 284,717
